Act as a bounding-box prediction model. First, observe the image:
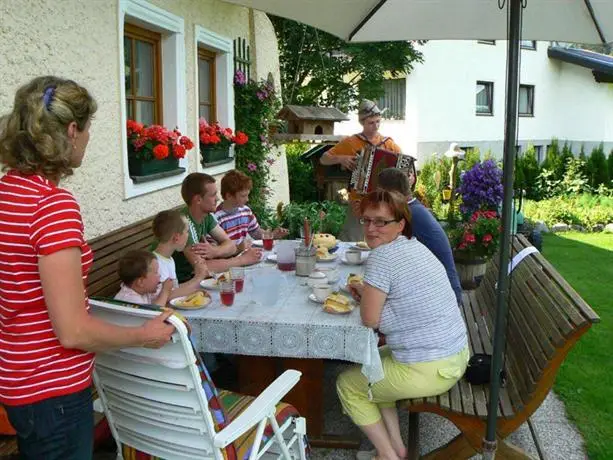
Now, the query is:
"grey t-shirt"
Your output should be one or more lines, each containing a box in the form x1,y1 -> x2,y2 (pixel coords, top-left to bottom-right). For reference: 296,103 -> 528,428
364,236 -> 467,364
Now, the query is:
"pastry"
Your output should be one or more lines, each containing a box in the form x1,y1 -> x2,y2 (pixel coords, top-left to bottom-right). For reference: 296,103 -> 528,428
323,292 -> 353,314
175,291 -> 208,308
356,241 -> 369,249
348,273 -> 364,285
316,245 -> 330,259
313,233 -> 337,249
215,271 -> 232,285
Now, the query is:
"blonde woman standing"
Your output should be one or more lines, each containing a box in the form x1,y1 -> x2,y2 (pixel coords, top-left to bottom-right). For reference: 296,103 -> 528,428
0,76 -> 175,459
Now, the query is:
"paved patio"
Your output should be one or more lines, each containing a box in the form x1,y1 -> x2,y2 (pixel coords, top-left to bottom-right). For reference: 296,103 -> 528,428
94,361 -> 587,459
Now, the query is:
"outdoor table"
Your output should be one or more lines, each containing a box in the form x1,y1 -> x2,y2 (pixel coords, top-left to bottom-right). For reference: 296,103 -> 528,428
183,242 -> 379,447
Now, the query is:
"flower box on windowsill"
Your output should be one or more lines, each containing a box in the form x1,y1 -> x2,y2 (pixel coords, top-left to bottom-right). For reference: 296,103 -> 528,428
200,144 -> 232,168
128,156 -> 186,184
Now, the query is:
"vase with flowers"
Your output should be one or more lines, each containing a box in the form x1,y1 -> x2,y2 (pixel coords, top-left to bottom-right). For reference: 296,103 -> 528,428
126,120 -> 194,178
199,118 -> 248,167
449,160 -> 504,289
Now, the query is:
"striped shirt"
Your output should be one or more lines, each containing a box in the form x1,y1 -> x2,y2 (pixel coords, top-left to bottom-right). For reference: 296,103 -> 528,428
0,171 -> 94,406
214,204 -> 259,245
364,236 -> 467,364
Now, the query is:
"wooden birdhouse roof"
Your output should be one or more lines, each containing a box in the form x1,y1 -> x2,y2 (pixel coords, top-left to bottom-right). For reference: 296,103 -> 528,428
277,105 -> 349,122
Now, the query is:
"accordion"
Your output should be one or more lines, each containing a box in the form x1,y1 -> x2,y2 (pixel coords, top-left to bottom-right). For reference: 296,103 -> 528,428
349,146 -> 416,200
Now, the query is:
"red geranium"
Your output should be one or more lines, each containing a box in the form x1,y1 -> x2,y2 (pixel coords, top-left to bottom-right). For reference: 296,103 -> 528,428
153,144 -> 169,160
199,118 -> 248,149
448,211 -> 502,260
126,120 -> 195,161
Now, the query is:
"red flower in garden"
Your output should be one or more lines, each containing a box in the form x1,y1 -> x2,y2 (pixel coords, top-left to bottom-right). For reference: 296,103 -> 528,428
464,233 -> 476,244
483,234 -> 493,245
152,144 -> 169,160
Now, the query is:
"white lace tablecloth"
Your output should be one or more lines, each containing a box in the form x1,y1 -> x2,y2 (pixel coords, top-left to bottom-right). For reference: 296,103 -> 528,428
183,243 -> 384,383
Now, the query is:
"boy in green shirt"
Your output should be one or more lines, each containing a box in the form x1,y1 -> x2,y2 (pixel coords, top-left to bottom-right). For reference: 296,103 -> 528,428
173,173 -> 262,283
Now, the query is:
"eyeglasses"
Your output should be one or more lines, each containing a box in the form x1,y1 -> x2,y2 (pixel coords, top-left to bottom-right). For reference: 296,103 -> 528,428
359,217 -> 399,228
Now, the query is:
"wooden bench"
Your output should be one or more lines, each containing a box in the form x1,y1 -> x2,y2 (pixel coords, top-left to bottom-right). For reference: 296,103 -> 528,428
402,234 -> 600,459
0,214 -> 158,458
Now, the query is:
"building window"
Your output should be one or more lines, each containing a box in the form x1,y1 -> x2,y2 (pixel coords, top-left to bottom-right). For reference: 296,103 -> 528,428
377,78 -> 406,120
195,26 -> 236,175
521,40 -> 536,50
534,145 -> 543,163
476,81 -> 494,115
119,0 -> 187,199
124,23 -> 163,125
198,48 -> 217,122
478,40 -> 496,45
519,85 -> 534,116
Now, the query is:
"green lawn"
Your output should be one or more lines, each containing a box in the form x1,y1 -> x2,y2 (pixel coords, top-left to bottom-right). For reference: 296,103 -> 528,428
542,232 -> 613,460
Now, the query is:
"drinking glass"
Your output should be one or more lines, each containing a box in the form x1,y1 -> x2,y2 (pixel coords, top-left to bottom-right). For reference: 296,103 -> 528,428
220,281 -> 235,306
262,229 -> 274,251
230,267 -> 245,293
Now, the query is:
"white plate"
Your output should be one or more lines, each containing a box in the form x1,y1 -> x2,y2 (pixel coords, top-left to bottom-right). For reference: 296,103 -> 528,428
200,278 -> 220,290
266,253 -> 278,263
340,254 -> 366,265
170,294 -> 211,310
317,253 -> 338,263
308,293 -> 324,304
321,297 -> 356,315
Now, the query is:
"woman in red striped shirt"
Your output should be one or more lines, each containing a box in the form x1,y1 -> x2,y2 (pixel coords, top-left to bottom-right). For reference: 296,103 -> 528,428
0,76 -> 175,460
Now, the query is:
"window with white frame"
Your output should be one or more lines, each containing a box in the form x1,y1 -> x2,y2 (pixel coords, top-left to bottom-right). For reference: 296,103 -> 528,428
119,0 -> 187,199
519,85 -> 534,116
377,78 -> 406,120
476,81 -> 494,115
195,26 -> 235,174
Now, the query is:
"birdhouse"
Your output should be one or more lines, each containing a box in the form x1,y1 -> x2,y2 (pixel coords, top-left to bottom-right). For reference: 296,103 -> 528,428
274,105 -> 348,143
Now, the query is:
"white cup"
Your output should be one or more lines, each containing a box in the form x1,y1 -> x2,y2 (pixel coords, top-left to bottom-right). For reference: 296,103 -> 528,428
345,250 -> 362,264
312,284 -> 333,302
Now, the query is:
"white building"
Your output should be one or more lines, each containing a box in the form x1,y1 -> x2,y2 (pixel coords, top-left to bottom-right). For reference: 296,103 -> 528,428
335,40 -> 613,165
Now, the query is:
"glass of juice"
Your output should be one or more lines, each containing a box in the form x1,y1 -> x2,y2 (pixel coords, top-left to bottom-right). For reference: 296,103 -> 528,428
230,267 -> 245,293
220,281 -> 235,306
262,229 -> 274,251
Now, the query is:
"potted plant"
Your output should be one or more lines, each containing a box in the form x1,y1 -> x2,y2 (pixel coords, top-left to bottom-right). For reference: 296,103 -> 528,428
126,120 -> 194,177
199,118 -> 248,167
449,160 -> 504,289
448,210 -> 502,289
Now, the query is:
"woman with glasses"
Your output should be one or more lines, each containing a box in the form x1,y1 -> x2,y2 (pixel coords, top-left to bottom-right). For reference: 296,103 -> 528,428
337,190 -> 469,460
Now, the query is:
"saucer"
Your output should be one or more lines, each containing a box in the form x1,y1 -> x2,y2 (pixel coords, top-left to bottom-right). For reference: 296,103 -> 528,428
317,253 -> 338,263
200,278 -> 219,290
341,254 -> 366,265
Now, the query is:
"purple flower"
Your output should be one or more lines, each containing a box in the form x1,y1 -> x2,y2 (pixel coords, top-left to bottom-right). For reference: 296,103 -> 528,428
457,160 -> 504,217
234,70 -> 246,86
247,162 -> 257,172
266,158 -> 275,166
256,91 -> 266,101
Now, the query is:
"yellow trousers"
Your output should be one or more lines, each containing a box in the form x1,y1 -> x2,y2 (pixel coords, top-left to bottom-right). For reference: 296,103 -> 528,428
336,345 -> 469,426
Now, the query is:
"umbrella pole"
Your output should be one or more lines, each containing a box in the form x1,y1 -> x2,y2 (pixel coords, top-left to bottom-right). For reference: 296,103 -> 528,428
482,0 -> 523,458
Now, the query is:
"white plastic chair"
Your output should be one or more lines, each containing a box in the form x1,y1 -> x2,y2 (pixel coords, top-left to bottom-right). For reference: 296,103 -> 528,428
89,299 -> 308,460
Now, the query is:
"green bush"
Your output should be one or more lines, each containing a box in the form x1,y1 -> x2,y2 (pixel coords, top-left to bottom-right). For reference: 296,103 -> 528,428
608,149 -> 613,183
523,195 -> 613,230
285,143 -> 318,203
279,201 -> 347,238
587,143 -> 609,189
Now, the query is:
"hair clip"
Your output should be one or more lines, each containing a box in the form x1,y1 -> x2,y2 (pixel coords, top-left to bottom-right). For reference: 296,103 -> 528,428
42,86 -> 56,110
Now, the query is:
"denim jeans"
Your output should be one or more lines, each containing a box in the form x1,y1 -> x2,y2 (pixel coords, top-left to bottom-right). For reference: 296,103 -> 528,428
5,387 -> 93,460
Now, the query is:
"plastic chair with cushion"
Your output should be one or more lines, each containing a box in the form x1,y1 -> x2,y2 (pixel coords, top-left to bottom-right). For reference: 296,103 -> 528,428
89,298 -> 308,460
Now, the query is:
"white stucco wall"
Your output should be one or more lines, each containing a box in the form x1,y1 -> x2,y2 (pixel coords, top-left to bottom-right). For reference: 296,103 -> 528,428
0,0 -> 286,238
335,40 -> 613,164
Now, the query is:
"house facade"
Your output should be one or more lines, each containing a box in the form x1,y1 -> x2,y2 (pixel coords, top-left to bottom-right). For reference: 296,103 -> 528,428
0,0 -> 289,239
335,40 -> 613,165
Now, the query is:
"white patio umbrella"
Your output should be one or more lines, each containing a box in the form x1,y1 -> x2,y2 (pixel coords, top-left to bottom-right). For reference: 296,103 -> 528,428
220,0 -> 612,457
